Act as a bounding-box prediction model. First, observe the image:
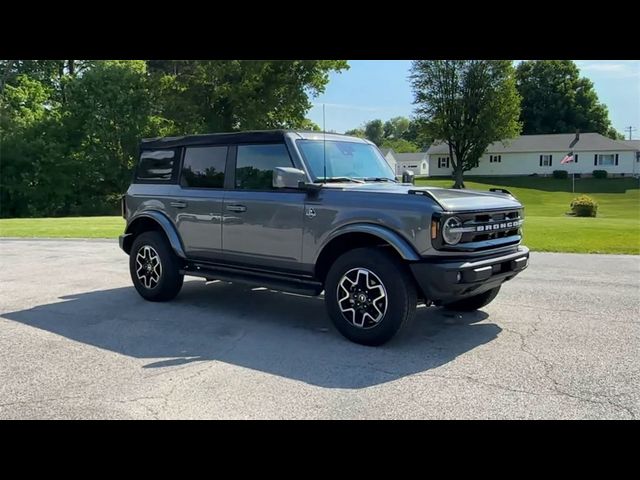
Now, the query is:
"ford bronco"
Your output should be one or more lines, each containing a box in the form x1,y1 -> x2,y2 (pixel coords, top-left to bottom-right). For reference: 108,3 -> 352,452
120,130 -> 529,345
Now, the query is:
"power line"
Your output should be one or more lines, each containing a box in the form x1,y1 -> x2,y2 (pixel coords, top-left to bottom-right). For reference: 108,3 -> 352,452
624,126 -> 637,140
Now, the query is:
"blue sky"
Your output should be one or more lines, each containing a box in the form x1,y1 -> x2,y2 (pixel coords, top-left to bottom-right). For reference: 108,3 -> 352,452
308,60 -> 640,138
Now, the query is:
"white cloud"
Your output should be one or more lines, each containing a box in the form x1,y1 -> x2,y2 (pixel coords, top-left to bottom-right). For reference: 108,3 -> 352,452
578,61 -> 640,77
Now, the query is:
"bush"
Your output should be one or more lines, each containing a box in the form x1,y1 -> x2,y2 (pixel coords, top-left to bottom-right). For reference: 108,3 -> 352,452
570,195 -> 598,217
553,170 -> 568,179
593,170 -> 608,179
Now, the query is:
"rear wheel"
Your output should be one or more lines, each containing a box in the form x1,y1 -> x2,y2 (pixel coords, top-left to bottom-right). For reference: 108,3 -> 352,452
325,248 -> 417,346
129,231 -> 184,302
442,286 -> 501,312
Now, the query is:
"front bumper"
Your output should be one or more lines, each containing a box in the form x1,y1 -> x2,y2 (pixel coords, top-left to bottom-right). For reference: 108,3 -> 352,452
409,246 -> 529,303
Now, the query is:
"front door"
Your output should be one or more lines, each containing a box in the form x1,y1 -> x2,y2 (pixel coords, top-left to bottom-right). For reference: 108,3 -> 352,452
221,143 -> 305,272
175,145 -> 229,261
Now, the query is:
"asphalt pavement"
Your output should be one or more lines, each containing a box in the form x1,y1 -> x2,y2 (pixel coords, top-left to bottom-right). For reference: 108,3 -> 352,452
0,239 -> 638,419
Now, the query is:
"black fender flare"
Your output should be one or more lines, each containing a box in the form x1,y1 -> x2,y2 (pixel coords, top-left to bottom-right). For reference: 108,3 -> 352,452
315,223 -> 421,263
125,211 -> 187,259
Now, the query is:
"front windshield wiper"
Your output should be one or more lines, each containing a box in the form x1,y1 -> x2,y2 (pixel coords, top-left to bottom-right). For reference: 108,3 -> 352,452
362,177 -> 398,183
314,177 -> 365,184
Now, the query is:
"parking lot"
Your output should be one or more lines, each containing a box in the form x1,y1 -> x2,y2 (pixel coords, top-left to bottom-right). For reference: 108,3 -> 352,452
0,239 -> 638,419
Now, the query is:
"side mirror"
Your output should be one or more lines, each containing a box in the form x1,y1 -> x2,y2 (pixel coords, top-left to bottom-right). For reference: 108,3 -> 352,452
402,169 -> 415,185
273,167 -> 307,189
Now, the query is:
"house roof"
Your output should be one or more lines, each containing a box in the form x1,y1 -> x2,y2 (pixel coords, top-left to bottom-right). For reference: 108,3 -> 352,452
620,140 -> 640,150
426,133 -> 637,155
394,152 -> 427,162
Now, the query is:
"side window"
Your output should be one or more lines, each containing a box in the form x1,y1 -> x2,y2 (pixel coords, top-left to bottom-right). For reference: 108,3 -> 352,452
181,146 -> 228,188
235,144 -> 293,190
136,149 -> 177,182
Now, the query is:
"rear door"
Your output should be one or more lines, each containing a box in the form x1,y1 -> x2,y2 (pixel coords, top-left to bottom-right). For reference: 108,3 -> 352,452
221,143 -> 306,272
174,145 -> 230,261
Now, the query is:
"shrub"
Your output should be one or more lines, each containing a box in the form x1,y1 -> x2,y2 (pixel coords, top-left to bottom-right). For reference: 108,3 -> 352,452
553,170 -> 568,179
593,170 -> 608,179
570,195 -> 598,217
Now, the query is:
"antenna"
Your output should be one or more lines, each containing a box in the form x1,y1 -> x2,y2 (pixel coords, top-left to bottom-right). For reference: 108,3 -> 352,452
323,104 -> 327,183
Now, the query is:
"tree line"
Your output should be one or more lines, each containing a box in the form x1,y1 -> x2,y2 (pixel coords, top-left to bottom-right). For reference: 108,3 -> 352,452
0,59 -> 622,215
348,61 -> 621,164
347,60 -> 621,188
0,60 -> 346,217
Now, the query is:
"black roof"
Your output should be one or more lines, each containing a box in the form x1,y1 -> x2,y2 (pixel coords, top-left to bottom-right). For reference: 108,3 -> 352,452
141,130 -> 289,149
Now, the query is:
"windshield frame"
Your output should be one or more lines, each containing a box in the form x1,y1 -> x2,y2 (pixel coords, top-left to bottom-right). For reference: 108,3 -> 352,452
295,139 -> 396,183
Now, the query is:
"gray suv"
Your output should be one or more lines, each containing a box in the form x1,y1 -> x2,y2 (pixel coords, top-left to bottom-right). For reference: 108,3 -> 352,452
120,130 -> 529,345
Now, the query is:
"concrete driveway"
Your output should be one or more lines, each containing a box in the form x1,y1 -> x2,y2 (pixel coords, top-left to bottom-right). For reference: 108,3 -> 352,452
0,239 -> 638,419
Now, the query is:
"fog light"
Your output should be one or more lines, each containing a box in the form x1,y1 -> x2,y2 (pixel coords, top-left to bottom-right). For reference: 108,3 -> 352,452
456,272 -> 462,283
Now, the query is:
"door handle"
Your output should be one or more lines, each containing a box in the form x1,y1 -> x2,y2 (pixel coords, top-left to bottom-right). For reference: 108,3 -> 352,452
226,204 -> 247,213
170,201 -> 188,208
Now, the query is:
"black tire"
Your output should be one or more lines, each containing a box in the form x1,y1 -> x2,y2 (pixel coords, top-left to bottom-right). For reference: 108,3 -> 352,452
324,247 -> 417,346
129,231 -> 184,302
443,286 -> 501,312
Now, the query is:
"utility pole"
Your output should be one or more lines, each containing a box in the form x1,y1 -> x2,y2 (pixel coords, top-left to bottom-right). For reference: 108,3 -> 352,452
625,126 -> 637,140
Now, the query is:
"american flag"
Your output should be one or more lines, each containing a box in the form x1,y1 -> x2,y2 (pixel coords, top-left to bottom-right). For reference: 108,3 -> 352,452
561,152 -> 575,164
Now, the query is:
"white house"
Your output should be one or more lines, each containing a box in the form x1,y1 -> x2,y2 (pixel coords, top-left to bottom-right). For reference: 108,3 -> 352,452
380,148 -> 429,176
426,133 -> 640,177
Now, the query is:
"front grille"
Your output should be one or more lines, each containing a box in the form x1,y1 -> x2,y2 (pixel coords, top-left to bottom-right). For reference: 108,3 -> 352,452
460,210 -> 522,244
437,209 -> 523,252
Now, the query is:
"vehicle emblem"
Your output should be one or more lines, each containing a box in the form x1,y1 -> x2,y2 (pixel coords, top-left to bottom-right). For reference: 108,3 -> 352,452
306,207 -> 316,219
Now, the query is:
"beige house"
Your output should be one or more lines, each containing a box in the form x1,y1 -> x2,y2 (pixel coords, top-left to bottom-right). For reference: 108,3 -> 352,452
426,133 -> 640,177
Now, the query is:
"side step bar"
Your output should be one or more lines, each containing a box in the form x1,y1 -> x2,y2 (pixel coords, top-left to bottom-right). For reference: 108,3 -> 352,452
182,262 -> 323,296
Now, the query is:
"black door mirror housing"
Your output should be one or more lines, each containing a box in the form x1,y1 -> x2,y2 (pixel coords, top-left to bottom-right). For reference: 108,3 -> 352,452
402,170 -> 415,185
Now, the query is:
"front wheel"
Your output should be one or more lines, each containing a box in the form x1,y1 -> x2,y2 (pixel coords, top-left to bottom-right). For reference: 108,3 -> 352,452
324,248 -> 417,346
129,231 -> 184,302
442,286 -> 501,312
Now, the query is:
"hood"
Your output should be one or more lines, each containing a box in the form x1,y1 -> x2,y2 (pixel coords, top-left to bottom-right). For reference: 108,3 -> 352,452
325,182 -> 523,211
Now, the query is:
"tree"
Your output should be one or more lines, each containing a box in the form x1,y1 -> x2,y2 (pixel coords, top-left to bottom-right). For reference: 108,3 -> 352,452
64,60 -> 163,212
299,118 -> 321,131
381,138 -> 419,153
383,116 -> 410,139
516,60 -> 617,139
344,127 -> 365,138
148,60 -> 348,133
411,60 -> 521,188
402,118 -> 432,151
1,60 -> 349,218
364,119 -> 384,146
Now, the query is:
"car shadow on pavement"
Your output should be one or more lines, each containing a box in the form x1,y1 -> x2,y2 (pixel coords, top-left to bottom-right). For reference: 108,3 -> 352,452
2,279 -> 501,389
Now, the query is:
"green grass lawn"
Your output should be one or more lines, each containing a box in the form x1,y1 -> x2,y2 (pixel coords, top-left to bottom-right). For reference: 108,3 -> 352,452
416,177 -> 640,254
1,177 -> 639,254
0,216 -> 125,239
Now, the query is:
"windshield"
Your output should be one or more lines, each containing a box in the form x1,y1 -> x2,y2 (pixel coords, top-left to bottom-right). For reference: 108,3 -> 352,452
296,140 -> 395,182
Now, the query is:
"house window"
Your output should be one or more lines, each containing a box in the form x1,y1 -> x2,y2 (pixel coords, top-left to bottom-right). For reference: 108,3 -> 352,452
539,154 -> 552,167
438,157 -> 450,168
597,154 -> 615,166
489,155 -> 501,163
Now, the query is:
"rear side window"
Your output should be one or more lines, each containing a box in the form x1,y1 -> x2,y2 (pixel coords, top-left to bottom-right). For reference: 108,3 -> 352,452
235,144 -> 293,190
181,146 -> 228,188
136,149 -> 177,182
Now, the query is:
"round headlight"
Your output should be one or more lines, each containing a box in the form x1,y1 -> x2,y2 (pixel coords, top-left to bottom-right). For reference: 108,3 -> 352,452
442,216 -> 463,245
